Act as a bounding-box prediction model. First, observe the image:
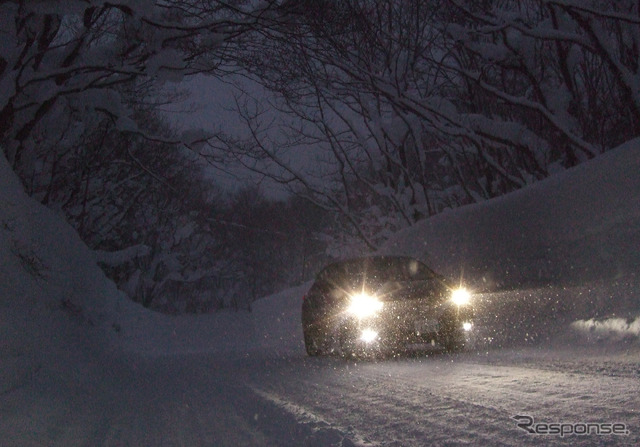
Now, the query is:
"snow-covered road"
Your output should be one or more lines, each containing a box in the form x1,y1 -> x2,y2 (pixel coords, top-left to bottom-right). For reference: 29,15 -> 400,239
2,345 -> 637,446
245,348 -> 639,446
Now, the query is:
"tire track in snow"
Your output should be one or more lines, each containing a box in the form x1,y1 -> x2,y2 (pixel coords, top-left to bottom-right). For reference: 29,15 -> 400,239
250,386 -> 379,447
249,355 -> 638,446
251,363 -> 522,446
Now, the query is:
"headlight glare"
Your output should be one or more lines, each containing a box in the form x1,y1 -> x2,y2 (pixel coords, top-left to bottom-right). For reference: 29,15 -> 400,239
451,287 -> 471,306
347,292 -> 383,318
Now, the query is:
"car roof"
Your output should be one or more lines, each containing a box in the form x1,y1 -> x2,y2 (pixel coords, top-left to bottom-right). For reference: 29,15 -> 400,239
317,255 -> 437,279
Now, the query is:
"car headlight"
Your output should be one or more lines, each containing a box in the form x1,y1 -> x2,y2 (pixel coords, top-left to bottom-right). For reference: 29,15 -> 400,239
347,292 -> 383,318
451,287 -> 471,306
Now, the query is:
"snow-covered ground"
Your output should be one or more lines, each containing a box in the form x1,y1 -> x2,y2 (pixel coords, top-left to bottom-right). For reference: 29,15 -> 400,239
1,139 -> 639,445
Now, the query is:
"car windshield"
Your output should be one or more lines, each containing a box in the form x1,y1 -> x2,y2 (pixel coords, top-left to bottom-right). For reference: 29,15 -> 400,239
319,257 -> 436,284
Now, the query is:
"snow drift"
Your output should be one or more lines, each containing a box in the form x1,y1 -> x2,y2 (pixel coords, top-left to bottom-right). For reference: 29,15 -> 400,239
0,151 -> 257,399
1,152 -> 113,395
381,138 -> 640,289
378,138 -> 640,348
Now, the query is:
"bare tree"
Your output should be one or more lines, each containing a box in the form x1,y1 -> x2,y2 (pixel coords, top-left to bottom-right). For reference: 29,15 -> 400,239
210,0 -> 462,251
0,0 -> 281,171
210,0 -> 640,250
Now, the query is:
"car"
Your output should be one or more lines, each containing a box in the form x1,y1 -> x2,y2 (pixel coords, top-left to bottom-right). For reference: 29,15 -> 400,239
302,255 -> 474,357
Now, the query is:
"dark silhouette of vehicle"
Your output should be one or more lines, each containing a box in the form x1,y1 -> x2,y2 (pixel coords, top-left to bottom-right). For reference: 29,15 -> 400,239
302,256 -> 474,357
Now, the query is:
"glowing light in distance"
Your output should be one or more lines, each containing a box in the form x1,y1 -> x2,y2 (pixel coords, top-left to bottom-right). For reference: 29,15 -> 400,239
463,322 -> 473,332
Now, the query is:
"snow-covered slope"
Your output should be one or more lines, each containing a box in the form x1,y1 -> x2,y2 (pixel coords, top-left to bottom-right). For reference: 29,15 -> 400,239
252,283 -> 309,355
381,137 -> 640,289
377,138 -> 640,348
0,150 -> 264,361
0,151 -> 127,395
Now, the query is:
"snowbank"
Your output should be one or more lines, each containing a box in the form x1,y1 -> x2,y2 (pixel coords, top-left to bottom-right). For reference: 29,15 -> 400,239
252,283 -> 309,356
107,297 -> 258,356
0,150 -> 278,364
0,153 -> 128,343
1,152 -> 125,394
378,139 -> 640,348
571,316 -> 640,340
381,138 -> 640,290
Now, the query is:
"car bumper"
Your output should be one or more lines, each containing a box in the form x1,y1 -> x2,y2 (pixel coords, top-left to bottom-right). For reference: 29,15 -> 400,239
340,305 -> 474,353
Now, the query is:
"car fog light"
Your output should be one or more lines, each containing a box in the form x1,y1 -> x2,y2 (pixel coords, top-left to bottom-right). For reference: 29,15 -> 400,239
360,329 -> 378,343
